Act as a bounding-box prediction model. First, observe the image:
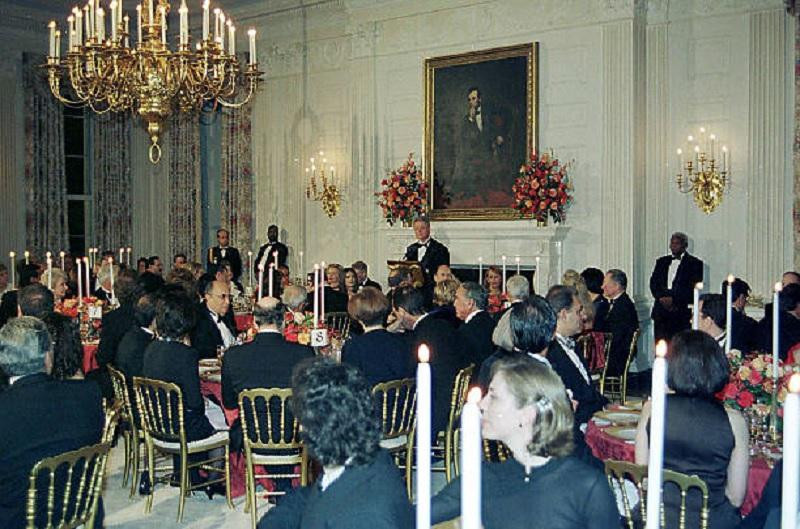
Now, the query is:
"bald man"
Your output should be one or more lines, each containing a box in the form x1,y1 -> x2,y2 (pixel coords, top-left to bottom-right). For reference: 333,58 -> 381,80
191,280 -> 237,359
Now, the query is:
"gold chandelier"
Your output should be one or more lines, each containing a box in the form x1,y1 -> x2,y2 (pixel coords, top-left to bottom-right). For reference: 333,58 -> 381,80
305,152 -> 341,217
44,0 -> 263,163
675,127 -> 730,214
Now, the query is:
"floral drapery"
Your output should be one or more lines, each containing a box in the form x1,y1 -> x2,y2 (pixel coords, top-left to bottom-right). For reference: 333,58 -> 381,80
23,53 -> 68,256
92,112 -> 132,252
169,112 -> 202,262
220,103 -> 254,254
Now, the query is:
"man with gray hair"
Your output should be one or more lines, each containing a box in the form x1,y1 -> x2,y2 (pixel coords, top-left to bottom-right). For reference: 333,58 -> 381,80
0,317 -> 104,529
649,231 -> 704,342
94,261 -> 119,304
596,269 -> 639,377
454,281 -> 496,366
492,275 -> 530,351
281,285 -> 308,320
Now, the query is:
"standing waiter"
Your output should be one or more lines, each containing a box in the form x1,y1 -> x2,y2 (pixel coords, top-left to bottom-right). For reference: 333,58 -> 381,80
207,228 -> 243,283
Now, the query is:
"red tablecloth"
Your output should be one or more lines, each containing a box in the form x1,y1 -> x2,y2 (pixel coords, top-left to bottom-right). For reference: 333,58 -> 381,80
585,419 -> 774,516
83,343 -> 99,375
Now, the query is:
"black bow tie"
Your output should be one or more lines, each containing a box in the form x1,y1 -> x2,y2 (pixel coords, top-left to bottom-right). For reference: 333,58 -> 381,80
671,254 -> 682,261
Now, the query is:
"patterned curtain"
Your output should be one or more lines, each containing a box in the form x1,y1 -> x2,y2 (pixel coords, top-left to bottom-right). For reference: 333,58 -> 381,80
169,112 -> 202,262
23,53 -> 67,256
220,103 -> 254,254
92,112 -> 132,252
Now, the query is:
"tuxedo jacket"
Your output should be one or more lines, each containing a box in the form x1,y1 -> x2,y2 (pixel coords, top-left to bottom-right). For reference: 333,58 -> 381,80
257,450 -> 412,529
594,292 -> 639,377
97,302 -> 136,369
254,241 -> 288,273
457,311 -> 497,368
208,246 -> 243,281
142,340 -> 214,441
649,253 -> 703,319
0,374 -> 104,529
340,329 -> 413,387
548,339 -> 607,426
190,302 -> 237,360
358,278 -> 382,292
404,238 -> 450,283
305,287 -> 349,315
221,332 -> 314,410
116,326 -> 155,382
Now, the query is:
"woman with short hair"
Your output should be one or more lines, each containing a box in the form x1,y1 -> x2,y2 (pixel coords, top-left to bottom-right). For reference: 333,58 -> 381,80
431,354 -> 618,528
428,278 -> 461,328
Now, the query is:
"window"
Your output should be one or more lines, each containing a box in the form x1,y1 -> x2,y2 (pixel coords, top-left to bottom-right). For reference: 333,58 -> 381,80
64,106 -> 90,255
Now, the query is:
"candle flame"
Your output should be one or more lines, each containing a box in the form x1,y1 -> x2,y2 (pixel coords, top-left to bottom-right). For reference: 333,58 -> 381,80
9,252 -> 14,257
655,340 -> 667,358
727,274 -> 735,283
695,282 -> 703,290
775,282 -> 783,293
467,387 -> 482,403
418,344 -> 430,363
790,374 -> 800,393
313,264 -> 319,270
676,148 -> 682,155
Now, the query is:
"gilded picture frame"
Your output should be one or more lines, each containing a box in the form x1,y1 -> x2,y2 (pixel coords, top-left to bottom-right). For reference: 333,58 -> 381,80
424,43 -> 539,220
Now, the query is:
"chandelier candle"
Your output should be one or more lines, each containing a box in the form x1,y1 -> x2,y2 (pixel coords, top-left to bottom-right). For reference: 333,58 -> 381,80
126,247 -> 131,266
782,374 -> 800,529
8,252 -> 15,289
646,340 -> 668,529
248,28 -> 256,65
461,387 -> 483,529
320,261 -> 326,322
272,251 -> 278,269
416,344 -> 432,529
136,4 -> 141,43
179,0 -> 188,46
119,247 -> 124,265
773,283 -> 782,380
692,283 -> 702,330
312,264 -> 319,327
515,256 -> 520,274
202,0 -> 209,40
109,1 -> 117,41
725,275 -> 734,355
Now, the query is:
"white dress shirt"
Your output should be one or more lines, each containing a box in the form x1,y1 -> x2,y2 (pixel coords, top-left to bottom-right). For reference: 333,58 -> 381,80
555,333 -> 590,384
667,253 -> 683,290
416,238 -> 431,262
209,308 -> 236,348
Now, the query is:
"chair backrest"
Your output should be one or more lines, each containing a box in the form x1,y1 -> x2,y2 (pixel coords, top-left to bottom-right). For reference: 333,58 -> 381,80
101,402 -> 121,445
600,328 -> 640,402
445,364 -> 474,433
324,312 -> 352,340
577,331 -> 612,372
482,439 -> 511,463
372,378 -> 416,440
107,365 -> 138,426
604,460 -> 710,529
26,442 -> 111,529
238,388 -> 301,450
132,376 -> 186,445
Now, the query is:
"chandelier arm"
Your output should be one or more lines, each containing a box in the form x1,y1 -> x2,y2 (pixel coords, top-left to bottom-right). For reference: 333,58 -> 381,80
216,79 -> 259,108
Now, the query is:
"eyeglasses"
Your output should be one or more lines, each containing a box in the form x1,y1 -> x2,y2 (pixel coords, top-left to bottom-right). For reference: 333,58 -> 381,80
209,293 -> 231,300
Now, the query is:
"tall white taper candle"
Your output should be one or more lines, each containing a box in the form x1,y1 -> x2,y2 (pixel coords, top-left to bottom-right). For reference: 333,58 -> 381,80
501,256 -> 507,294
416,345 -> 432,529
773,283 -> 782,380
461,387 -> 482,529
781,374 -> 800,529
645,341 -> 668,529
725,275 -> 734,355
692,282 -> 702,330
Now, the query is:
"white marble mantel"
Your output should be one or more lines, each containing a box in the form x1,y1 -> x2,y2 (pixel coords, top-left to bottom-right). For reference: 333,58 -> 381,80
382,221 -> 570,293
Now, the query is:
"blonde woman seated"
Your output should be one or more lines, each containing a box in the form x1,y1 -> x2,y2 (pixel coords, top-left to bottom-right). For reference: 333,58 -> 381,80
428,278 -> 460,328
562,269 -> 595,330
431,354 -> 619,529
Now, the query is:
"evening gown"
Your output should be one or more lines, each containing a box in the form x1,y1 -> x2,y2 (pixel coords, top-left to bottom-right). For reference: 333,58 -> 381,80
649,395 -> 741,529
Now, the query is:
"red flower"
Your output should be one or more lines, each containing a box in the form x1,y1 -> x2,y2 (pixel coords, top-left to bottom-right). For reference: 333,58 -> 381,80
736,390 -> 755,408
748,369 -> 763,385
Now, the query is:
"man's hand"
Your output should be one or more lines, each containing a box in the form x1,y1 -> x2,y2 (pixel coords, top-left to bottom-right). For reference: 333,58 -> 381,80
658,296 -> 674,310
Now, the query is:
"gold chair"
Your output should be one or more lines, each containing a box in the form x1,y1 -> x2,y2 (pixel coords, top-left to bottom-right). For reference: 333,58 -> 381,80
26,442 -> 111,529
600,329 -> 640,403
323,312 -> 353,340
577,331 -> 612,384
372,378 -> 417,494
604,460 -> 710,529
101,401 -> 121,445
482,439 -> 511,463
133,376 -> 233,522
108,365 -> 145,496
238,388 -> 308,529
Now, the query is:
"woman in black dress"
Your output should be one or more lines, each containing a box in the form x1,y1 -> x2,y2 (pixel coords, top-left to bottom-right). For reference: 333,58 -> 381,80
635,330 -> 749,529
431,354 -> 619,529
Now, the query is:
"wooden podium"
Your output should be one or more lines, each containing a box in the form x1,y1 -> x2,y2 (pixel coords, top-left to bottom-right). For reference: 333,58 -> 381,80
387,260 -> 425,288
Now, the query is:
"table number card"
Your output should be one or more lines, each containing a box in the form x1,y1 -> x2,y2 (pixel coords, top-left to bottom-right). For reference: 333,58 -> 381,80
88,306 -> 103,319
310,328 -> 329,347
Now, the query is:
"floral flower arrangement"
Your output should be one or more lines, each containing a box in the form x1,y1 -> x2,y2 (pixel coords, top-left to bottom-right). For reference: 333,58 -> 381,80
376,153 -> 427,226
511,150 -> 573,223
716,351 -> 790,411
55,297 -> 103,319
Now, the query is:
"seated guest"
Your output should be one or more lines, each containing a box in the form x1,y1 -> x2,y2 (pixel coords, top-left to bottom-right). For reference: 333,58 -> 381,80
759,283 -> 800,361
137,257 -> 148,275
306,264 -> 348,314
594,269 -> 638,377
352,260 -> 381,291
761,270 -> 800,323
723,278 -> 759,354
698,293 -> 729,349
455,282 -> 497,367
173,253 -> 188,270
580,267 -> 605,311
191,279 -> 237,359
48,269 -> 69,304
635,330 -> 749,529
216,259 -> 244,298
562,269 -> 595,330
492,275 -> 531,352
97,269 -> 138,372
343,267 -> 358,299
18,283 -> 55,319
278,265 -> 291,289
341,287 -> 412,386
431,354 -> 618,529
393,286 -> 464,436
166,266 -> 198,300
258,358 -> 412,529
0,317 -> 104,529
428,278 -> 461,329
41,313 -> 84,380
282,285 -> 308,321
483,266 -> 506,314
385,267 -> 413,316
0,264 -> 9,300
433,264 -> 454,284
93,262 -> 119,303
18,263 -> 41,288
545,286 -> 607,428
116,292 -> 157,384
145,255 -> 163,277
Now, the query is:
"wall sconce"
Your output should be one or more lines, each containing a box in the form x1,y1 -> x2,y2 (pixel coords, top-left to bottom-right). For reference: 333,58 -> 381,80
675,127 -> 730,214
305,150 -> 341,218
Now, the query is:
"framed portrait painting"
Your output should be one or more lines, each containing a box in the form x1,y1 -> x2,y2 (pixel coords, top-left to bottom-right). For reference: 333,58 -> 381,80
424,43 -> 538,220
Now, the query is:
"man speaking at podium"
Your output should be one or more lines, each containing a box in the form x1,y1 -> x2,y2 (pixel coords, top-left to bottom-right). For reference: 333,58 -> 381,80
403,216 -> 450,286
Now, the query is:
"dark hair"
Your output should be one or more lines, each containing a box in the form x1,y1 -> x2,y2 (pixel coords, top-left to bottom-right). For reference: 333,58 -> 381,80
387,267 -> 412,288
667,330 -> 729,397
671,232 -> 689,248
115,269 -> 140,306
351,261 -> 368,274
216,228 -> 229,237
343,267 -> 358,291
155,290 -> 196,340
19,264 -> 40,288
348,287 -> 389,327
510,296 -> 556,354
291,357 -> 381,466
41,313 -> 83,379
146,256 -> 161,268
466,86 -> 481,98
392,286 -> 426,316
699,293 -> 726,329
133,293 -> 157,328
780,283 -> 800,313
784,271 -> 800,284
253,300 -> 285,327
197,273 -> 216,297
173,253 -> 187,262
546,285 -> 577,315
137,257 -> 148,269
19,284 -> 54,318
460,281 -> 488,310
722,278 -> 751,302
606,269 -> 628,290
137,271 -> 165,293
581,267 -> 604,295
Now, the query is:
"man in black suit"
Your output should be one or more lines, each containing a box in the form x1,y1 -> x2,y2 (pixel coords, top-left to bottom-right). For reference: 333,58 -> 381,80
722,278 -> 759,353
351,260 -> 381,292
116,292 -> 156,384
97,269 -> 138,373
403,216 -> 450,286
145,256 -> 163,277
595,269 -> 639,377
0,317 -> 104,529
759,283 -> 800,360
254,224 -> 288,275
191,279 -> 237,360
393,286 -> 465,436
546,285 -> 607,427
92,261 -> 117,304
207,228 -> 243,283
257,358 -> 412,529
649,232 -> 704,342
454,281 -> 496,368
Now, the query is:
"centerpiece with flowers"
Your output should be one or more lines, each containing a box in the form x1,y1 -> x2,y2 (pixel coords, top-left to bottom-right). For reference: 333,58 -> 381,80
376,153 -> 427,227
511,150 -> 573,225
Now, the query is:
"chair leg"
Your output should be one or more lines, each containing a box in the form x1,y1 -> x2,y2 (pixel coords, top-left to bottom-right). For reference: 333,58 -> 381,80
121,430 -> 131,487
444,433 -> 452,483
245,451 -> 256,529
177,451 -> 188,523
224,444 -> 233,510
405,439 -> 414,500
129,435 -> 141,498
300,448 -> 309,486
144,441 -> 155,514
